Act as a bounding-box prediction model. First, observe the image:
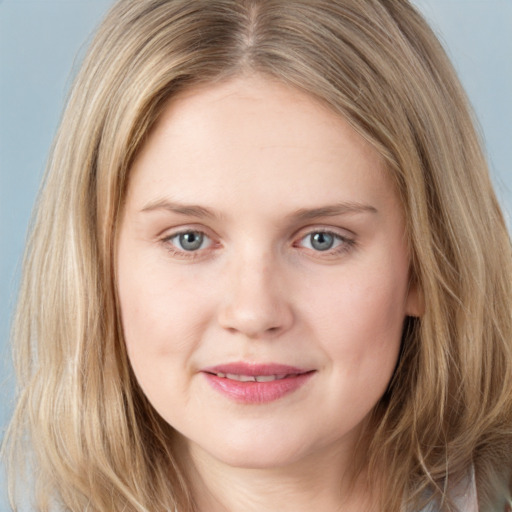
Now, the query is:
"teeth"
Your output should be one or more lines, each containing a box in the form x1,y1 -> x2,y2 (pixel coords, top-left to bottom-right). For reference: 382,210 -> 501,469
215,373 -> 290,382
223,373 -> 256,382
255,375 -> 276,382
239,374 -> 257,382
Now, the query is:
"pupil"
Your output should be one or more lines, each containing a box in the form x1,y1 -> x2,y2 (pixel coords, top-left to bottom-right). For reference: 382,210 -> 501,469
180,232 -> 203,251
311,232 -> 334,251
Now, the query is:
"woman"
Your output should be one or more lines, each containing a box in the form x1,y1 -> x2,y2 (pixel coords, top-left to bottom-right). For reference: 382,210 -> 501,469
3,0 -> 512,511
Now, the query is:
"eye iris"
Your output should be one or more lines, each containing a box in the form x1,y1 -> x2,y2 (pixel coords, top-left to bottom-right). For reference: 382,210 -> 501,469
311,232 -> 334,251
179,232 -> 203,251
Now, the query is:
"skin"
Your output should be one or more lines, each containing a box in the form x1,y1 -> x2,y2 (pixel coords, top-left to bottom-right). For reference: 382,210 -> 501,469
117,75 -> 420,512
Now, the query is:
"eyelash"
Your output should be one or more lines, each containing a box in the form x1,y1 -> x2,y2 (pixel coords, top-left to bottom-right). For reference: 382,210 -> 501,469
295,229 -> 356,257
161,228 -> 356,260
162,229 -> 215,260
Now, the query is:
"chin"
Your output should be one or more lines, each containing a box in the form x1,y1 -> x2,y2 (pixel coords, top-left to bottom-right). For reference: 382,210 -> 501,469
213,448 -> 305,470
191,427 -> 321,471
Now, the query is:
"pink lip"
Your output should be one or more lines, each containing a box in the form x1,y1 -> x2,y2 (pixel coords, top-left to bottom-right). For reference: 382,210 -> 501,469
201,362 -> 315,404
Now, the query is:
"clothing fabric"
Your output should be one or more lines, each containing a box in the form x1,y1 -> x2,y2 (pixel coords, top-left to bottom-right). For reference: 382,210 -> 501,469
418,466 -> 478,512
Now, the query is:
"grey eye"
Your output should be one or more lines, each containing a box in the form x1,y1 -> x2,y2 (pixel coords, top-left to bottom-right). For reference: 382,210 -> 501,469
309,232 -> 335,251
176,231 -> 205,251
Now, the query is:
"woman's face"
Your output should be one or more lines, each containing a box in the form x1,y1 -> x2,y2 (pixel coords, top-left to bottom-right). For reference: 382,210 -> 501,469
117,76 -> 420,470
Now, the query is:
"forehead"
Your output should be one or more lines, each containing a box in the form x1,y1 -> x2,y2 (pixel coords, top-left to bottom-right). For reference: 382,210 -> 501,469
126,75 -> 397,216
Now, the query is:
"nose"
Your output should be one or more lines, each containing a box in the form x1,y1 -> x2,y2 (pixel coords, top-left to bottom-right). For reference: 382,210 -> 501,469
217,253 -> 294,339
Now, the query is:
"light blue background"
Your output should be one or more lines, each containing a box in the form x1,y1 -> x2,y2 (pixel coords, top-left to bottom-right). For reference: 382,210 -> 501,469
1,1 -> 511,509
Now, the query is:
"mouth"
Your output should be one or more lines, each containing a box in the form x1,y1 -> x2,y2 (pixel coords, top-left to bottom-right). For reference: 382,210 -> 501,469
201,363 -> 315,404
208,372 -> 295,382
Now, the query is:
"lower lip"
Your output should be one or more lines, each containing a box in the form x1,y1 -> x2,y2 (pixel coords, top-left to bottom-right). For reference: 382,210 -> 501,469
202,372 -> 315,404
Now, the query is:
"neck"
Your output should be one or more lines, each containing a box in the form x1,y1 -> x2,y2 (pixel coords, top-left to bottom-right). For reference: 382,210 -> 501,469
175,436 -> 378,512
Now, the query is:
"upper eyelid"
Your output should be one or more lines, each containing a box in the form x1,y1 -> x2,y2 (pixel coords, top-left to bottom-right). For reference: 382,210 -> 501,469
159,227 -> 215,253
160,225 -> 215,240
301,229 -> 349,239
292,224 -> 355,240
295,230 -> 352,247
293,226 -> 357,251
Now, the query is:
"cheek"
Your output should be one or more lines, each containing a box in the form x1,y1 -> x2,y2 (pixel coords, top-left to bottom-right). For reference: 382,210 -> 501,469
116,255 -> 218,420
116,247 -> 214,375
307,261 -> 408,376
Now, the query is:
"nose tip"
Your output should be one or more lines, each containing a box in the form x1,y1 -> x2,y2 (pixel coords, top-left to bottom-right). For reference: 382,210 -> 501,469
217,265 -> 293,339
219,304 -> 287,338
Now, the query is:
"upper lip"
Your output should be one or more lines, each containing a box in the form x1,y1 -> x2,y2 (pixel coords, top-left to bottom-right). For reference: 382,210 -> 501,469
201,362 -> 313,377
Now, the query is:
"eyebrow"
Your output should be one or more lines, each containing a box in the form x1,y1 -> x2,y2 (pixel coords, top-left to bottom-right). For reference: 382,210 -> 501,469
140,199 -> 218,219
140,199 -> 377,220
289,203 -> 378,221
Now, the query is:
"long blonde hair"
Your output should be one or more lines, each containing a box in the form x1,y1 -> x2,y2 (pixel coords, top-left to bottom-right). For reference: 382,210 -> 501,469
3,1 -> 512,510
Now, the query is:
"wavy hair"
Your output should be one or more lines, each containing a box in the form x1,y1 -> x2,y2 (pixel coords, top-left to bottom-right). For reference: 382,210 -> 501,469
3,0 -> 512,510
